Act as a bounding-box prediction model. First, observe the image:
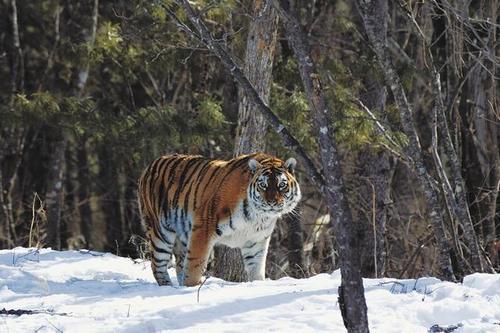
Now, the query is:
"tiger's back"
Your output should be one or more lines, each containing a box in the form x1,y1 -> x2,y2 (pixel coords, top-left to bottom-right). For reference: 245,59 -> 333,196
138,153 -> 301,286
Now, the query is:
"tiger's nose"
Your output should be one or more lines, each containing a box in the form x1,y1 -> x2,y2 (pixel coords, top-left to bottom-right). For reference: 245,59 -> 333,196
270,197 -> 283,206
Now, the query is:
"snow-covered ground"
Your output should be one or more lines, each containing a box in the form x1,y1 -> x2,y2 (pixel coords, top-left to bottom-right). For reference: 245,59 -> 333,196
0,248 -> 498,333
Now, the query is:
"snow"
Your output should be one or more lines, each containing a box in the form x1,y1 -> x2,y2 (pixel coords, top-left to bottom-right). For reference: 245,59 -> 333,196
0,248 -> 499,333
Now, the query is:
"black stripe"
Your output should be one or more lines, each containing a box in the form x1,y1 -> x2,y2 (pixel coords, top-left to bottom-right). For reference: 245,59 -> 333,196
199,164 -> 223,199
245,242 -> 257,249
155,262 -> 169,268
163,157 -> 186,220
148,157 -> 169,203
191,160 -> 214,211
201,157 -> 248,204
153,223 -> 173,244
180,238 -> 188,248
243,199 -> 250,220
151,238 -> 172,252
150,157 -> 164,178
157,158 -> 177,217
182,229 -> 189,243
216,157 -> 251,186
172,158 -> 203,226
182,158 -> 209,213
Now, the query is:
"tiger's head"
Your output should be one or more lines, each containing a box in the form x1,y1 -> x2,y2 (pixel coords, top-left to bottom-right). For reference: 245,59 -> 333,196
247,157 -> 301,216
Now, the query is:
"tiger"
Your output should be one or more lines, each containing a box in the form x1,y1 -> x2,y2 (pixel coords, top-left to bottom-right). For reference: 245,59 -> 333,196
137,152 -> 301,287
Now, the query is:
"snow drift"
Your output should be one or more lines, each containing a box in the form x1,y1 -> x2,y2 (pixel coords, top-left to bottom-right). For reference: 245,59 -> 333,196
0,248 -> 499,332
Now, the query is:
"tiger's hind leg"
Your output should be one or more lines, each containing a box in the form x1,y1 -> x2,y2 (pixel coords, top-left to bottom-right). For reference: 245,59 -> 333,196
149,227 -> 176,286
174,237 -> 187,282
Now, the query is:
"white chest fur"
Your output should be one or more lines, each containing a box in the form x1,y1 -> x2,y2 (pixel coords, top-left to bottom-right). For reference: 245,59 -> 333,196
215,201 -> 277,249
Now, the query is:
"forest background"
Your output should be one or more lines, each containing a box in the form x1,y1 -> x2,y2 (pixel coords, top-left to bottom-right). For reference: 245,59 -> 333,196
0,0 -> 498,285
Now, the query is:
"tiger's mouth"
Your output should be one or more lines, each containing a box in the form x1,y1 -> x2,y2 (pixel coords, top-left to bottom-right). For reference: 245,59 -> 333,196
259,199 -> 298,215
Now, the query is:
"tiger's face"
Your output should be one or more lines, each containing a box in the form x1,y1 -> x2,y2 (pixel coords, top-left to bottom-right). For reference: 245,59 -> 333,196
247,157 -> 301,216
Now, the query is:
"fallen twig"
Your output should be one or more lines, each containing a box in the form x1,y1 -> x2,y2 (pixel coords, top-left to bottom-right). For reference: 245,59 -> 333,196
0,308 -> 68,317
197,276 -> 210,303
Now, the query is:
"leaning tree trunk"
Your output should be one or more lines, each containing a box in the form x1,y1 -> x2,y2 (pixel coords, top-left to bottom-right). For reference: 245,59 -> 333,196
213,0 -> 279,282
272,2 -> 370,331
358,0 -> 456,281
170,2 -> 369,330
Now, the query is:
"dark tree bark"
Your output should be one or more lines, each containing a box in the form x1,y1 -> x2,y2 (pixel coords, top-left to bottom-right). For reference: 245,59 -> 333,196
77,140 -> 93,248
399,0 -> 491,273
0,0 -> 27,249
0,136 -> 25,248
233,0 -> 278,156
265,227 -> 281,279
9,0 -> 24,94
98,146 -> 123,254
358,151 -> 392,278
45,133 -> 67,250
468,0 -> 499,268
213,0 -> 279,282
354,4 -> 391,277
286,209 -> 307,278
357,0 -> 456,281
272,1 -> 369,331
122,161 -> 144,258
467,46 -> 499,268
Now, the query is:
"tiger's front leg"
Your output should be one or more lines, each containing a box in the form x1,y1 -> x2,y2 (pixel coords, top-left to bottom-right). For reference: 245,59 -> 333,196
241,236 -> 271,281
181,223 -> 213,287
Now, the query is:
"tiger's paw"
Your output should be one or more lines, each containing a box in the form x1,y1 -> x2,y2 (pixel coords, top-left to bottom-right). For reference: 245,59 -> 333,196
155,278 -> 172,286
183,276 -> 204,287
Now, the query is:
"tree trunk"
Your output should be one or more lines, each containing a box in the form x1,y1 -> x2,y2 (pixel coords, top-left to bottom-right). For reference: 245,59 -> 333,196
273,1 -> 370,331
358,0 -> 456,281
213,0 -> 279,282
1,0 -> 26,249
467,40 -> 499,268
354,5 -> 391,276
358,151 -> 392,278
265,227 -> 281,279
98,146 -> 123,254
0,159 -> 13,249
77,139 -> 93,248
122,161 -> 144,258
287,209 -> 307,278
45,133 -> 68,250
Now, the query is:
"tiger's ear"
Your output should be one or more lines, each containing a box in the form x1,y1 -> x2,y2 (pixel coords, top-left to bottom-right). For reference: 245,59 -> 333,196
284,157 -> 297,173
248,158 -> 261,173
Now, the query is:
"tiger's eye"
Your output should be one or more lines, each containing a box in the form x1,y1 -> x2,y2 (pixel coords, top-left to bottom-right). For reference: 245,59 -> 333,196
279,182 -> 288,191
